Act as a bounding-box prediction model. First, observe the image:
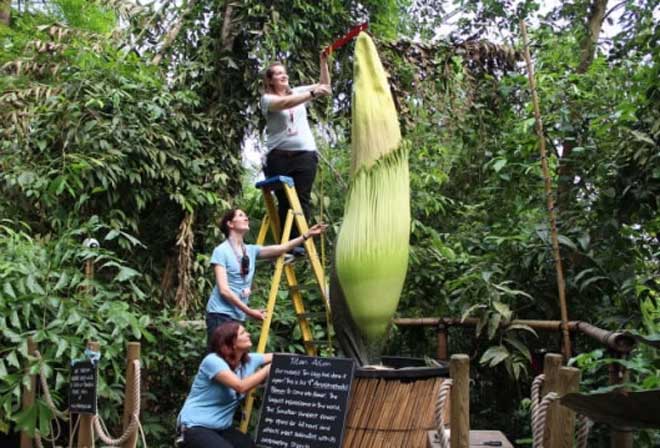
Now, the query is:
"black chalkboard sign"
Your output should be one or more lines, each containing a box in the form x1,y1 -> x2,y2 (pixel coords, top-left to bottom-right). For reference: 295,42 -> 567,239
256,354 -> 355,448
69,360 -> 97,415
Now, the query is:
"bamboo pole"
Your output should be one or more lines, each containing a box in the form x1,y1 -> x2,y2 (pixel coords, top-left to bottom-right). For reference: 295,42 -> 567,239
542,354 -> 563,448
394,318 -> 635,354
78,341 -> 100,448
450,354 -> 469,448
121,342 -> 141,448
519,20 -> 572,361
555,367 -> 580,448
20,337 -> 37,448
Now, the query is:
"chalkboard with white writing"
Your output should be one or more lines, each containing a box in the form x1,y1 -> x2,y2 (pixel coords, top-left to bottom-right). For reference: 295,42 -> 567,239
256,354 -> 355,448
69,360 -> 97,415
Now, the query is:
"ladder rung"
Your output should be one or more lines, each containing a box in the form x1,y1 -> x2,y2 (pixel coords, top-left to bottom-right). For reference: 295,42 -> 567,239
303,340 -> 332,348
297,312 -> 327,320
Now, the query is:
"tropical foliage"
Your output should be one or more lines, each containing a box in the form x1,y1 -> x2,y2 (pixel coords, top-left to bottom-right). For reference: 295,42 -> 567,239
1,0 -> 658,446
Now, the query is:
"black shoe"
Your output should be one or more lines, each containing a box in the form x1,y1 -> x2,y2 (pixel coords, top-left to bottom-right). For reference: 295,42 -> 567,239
290,246 -> 306,257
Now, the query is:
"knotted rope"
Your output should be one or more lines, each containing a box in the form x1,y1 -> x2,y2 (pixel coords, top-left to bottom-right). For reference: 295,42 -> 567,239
575,414 -> 593,448
33,350 -> 67,448
28,351 -> 146,448
530,374 -> 592,448
433,378 -> 453,448
93,359 -> 142,446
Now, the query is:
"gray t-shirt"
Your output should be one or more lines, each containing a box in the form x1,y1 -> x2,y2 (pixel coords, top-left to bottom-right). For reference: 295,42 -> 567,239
260,86 -> 317,152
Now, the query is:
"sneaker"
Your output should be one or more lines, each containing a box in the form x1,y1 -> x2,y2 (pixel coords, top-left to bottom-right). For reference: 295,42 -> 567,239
283,253 -> 296,265
290,246 -> 306,257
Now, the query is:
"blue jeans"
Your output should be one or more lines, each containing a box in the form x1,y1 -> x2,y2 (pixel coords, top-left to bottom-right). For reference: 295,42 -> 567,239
206,313 -> 241,352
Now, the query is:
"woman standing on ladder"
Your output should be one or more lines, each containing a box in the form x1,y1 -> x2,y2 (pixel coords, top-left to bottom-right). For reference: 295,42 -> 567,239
205,208 -> 327,349
260,50 -> 331,246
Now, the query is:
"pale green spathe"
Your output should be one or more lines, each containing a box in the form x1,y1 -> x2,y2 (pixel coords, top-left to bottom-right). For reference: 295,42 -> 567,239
350,32 -> 401,175
335,32 -> 410,342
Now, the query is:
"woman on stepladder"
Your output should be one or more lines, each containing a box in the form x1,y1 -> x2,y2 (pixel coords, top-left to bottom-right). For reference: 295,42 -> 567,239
260,50 -> 331,245
178,322 -> 270,448
205,208 -> 327,349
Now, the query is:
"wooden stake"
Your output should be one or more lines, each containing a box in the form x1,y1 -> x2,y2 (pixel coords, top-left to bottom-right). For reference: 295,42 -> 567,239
542,354 -> 563,448
520,20 -> 572,360
121,342 -> 141,448
450,354 -> 469,448
556,367 -> 580,448
20,337 -> 37,448
78,341 -> 100,448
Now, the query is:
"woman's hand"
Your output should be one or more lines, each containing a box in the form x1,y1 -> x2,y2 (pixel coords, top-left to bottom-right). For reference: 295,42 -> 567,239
312,84 -> 331,98
305,223 -> 328,239
247,308 -> 265,321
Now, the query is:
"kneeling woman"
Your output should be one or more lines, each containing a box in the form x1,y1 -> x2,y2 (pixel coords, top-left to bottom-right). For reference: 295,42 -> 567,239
179,322 -> 272,448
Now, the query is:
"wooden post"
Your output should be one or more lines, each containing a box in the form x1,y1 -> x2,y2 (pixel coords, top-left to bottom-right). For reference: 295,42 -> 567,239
436,323 -> 448,361
449,354 -> 469,448
542,353 -> 563,448
121,342 -> 140,448
608,358 -> 632,448
20,337 -> 37,448
555,367 -> 580,448
78,341 -> 100,448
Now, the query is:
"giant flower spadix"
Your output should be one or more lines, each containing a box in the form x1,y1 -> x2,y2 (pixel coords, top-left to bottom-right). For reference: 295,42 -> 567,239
335,32 -> 410,342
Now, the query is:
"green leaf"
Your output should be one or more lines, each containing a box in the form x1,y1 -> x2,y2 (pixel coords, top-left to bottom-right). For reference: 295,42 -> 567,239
504,336 -> 532,362
4,282 -> 16,299
116,266 -> 139,282
493,159 -> 507,172
557,235 -> 577,251
506,324 -> 538,337
487,312 -> 502,340
480,345 -> 510,367
6,351 -> 20,368
9,310 -> 21,330
26,275 -> 45,295
493,301 -> 512,321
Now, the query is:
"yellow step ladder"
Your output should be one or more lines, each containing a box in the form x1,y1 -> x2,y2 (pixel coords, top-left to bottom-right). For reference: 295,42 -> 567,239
240,175 -> 332,432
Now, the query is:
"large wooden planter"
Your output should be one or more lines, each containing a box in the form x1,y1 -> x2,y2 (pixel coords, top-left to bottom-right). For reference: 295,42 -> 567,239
343,358 -> 449,447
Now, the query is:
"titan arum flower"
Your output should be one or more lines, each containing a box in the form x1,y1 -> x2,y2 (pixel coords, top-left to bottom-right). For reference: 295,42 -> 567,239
332,32 -> 410,356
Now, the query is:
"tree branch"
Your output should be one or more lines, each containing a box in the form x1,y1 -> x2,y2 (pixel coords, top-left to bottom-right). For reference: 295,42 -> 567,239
578,0 -> 609,74
151,0 -> 199,66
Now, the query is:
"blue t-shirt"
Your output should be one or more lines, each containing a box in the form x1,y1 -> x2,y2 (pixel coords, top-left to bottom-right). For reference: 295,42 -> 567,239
260,86 -> 317,153
206,241 -> 261,321
179,353 -> 266,430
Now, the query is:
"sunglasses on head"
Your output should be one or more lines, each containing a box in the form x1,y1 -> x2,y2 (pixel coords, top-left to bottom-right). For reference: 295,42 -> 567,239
240,255 -> 250,277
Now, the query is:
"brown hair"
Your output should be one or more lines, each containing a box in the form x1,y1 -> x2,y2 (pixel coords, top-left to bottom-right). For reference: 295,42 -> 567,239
219,208 -> 240,238
262,62 -> 292,94
210,321 -> 249,370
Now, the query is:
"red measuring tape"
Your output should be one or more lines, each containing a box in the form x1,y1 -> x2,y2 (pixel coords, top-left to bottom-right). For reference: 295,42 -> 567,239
323,22 -> 369,56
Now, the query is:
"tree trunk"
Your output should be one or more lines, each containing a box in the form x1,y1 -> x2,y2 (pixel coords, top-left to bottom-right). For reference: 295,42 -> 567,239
557,0 -> 609,211
0,0 -> 11,26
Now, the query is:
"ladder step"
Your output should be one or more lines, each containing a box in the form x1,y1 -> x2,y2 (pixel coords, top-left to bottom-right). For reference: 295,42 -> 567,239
255,175 -> 295,191
303,340 -> 333,348
297,312 -> 327,320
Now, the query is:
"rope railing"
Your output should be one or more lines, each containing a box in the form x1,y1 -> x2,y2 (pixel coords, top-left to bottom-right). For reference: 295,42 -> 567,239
33,350 -> 67,448
433,379 -> 453,448
530,373 -> 592,448
93,359 -> 142,446
27,349 -> 146,448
